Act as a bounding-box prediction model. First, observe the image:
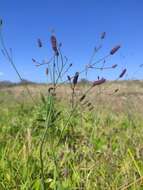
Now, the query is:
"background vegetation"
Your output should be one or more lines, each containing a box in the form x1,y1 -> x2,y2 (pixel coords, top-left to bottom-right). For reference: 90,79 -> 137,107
0,81 -> 143,190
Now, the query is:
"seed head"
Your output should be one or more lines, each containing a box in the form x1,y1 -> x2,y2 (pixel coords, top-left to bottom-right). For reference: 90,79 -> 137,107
114,89 -> 119,93
92,78 -> 106,87
0,19 -> 2,26
73,72 -> 79,86
46,68 -> 49,75
101,32 -> 106,39
79,94 -> 86,102
110,45 -> 121,55
51,35 -> 59,56
37,38 -> 42,48
119,69 -> 127,78
32,58 -> 36,63
112,64 -> 118,68
67,75 -> 71,81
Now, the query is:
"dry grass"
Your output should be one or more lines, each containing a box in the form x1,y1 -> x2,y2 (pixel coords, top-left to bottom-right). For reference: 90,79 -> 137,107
1,80 -> 143,112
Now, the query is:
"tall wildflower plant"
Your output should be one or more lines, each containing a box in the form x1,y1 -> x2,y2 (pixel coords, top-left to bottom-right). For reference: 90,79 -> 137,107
0,19 -> 127,189
32,33 -> 77,189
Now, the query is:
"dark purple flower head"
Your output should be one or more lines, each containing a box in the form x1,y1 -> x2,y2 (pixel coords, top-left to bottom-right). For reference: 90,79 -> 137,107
92,78 -> 106,87
67,75 -> 71,81
37,39 -> 42,48
112,64 -> 118,68
101,32 -> 106,39
110,45 -> 121,55
73,72 -> 79,86
32,58 -> 36,63
79,94 -> 86,102
0,19 -> 2,26
46,68 -> 49,75
51,35 -> 59,56
119,69 -> 127,78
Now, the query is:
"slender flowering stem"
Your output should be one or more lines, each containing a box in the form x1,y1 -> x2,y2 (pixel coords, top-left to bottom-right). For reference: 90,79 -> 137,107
33,56 -> 54,67
0,30 -> 36,104
55,54 -> 110,89
40,96 -> 53,189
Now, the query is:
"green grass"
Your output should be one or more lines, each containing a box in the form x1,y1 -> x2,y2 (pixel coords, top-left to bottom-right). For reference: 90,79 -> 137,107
0,89 -> 143,190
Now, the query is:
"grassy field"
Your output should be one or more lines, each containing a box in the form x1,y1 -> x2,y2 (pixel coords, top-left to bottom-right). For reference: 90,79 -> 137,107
0,81 -> 143,190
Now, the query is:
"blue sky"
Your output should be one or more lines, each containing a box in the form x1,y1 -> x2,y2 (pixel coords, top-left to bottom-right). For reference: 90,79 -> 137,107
0,0 -> 143,82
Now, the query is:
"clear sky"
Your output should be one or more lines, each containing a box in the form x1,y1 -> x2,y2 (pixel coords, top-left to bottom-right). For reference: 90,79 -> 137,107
0,0 -> 143,82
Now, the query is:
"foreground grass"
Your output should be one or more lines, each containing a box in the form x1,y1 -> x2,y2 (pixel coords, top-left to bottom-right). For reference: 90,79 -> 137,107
0,89 -> 143,189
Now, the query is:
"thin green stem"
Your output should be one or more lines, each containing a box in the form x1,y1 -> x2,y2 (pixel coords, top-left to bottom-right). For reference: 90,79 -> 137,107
0,30 -> 36,104
39,96 -> 53,189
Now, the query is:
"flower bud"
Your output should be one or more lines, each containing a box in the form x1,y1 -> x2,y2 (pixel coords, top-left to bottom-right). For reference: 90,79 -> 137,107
110,45 -> 121,55
92,78 -> 106,87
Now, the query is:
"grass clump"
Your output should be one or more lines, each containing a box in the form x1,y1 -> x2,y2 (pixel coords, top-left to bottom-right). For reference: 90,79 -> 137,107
0,98 -> 143,189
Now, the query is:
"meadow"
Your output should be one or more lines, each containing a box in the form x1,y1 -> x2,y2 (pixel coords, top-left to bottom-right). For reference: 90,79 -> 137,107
1,19 -> 143,189
0,81 -> 143,190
